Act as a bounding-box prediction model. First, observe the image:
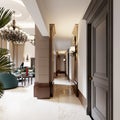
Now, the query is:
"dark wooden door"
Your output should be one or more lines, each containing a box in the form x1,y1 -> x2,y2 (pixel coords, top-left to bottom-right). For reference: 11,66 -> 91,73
90,7 -> 108,120
84,0 -> 113,120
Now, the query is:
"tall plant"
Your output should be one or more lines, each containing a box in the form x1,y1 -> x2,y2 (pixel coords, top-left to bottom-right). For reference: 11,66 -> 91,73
0,7 -> 12,98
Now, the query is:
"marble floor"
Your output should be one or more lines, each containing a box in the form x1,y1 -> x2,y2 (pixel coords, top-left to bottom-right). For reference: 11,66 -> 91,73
0,76 -> 91,120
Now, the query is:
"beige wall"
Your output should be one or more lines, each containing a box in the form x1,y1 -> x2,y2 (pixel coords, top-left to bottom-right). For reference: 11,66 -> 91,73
24,41 -> 35,60
113,0 -> 120,119
35,26 -> 49,83
78,20 -> 87,98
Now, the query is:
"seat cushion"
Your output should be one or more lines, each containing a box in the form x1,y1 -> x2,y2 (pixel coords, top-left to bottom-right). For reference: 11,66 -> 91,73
0,72 -> 18,89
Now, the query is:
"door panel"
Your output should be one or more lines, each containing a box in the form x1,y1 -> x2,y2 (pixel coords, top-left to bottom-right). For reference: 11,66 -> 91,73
84,0 -> 113,119
91,7 -> 108,120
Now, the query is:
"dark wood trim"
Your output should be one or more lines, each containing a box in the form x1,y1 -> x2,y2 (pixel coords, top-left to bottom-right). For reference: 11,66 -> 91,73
78,89 -> 87,109
84,0 -> 113,119
86,24 -> 91,115
108,0 -> 113,120
49,24 -> 56,97
83,0 -> 107,23
72,80 -> 78,97
67,49 -> 69,80
34,82 -> 50,99
56,71 -> 66,74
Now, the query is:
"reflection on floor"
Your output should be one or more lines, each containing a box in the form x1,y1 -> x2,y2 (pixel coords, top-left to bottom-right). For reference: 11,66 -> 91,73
0,76 -> 91,120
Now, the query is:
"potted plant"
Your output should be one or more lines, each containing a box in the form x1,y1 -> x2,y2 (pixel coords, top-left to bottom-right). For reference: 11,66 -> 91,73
0,7 -> 12,98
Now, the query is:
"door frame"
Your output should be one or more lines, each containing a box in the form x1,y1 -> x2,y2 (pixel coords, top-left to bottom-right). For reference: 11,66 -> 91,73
83,0 -> 113,119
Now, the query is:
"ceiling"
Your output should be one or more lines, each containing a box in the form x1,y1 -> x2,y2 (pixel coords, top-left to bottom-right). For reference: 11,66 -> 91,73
0,0 -> 91,51
36,0 -> 91,51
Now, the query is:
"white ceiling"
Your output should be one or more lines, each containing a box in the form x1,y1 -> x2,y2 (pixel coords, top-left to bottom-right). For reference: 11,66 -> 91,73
0,0 -> 91,51
35,0 -> 91,51
36,0 -> 91,39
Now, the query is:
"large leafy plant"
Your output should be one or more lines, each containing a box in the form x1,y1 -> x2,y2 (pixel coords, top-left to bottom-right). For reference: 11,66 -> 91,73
0,7 -> 12,28
0,7 -> 12,98
0,48 -> 13,72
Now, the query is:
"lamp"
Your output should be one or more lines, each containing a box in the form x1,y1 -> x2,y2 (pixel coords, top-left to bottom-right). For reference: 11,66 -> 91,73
0,11 -> 28,44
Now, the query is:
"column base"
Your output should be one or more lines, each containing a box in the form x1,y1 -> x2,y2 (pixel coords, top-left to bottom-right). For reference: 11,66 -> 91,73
34,82 -> 50,99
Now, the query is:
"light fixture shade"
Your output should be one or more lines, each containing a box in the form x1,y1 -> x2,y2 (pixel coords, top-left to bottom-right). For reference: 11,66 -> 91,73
0,28 -> 28,44
0,11 -> 28,44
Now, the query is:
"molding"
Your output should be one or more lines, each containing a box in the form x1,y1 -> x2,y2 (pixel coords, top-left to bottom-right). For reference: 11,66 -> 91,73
78,89 -> 87,109
83,0 -> 107,23
34,82 -> 50,99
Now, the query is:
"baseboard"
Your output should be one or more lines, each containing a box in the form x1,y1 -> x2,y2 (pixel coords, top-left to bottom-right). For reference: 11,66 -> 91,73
78,89 -> 87,109
66,74 -> 70,80
72,80 -> 78,97
34,82 -> 50,99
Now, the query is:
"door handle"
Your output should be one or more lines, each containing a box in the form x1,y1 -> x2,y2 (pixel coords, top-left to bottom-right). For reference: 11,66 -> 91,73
89,76 -> 93,80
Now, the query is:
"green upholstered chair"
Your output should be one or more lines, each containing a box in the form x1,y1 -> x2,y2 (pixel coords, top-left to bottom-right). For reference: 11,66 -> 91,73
0,72 -> 18,90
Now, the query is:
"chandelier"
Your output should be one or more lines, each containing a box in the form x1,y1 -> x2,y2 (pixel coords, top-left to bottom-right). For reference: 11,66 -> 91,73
0,11 -> 28,44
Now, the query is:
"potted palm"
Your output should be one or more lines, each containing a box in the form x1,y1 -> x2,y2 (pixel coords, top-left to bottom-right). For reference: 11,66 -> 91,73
0,7 -> 12,98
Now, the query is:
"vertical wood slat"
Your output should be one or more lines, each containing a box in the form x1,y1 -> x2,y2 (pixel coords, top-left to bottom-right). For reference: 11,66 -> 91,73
49,24 -> 56,97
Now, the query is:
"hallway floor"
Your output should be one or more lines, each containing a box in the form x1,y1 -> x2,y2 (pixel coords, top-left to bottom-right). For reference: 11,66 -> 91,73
0,76 -> 91,120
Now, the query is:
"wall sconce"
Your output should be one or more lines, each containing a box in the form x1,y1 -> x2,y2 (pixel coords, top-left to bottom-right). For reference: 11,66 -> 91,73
26,55 -> 29,61
69,46 -> 77,56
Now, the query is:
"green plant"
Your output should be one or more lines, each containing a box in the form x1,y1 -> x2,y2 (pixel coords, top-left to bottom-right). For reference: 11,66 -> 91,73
0,48 -> 13,72
0,7 -> 12,98
0,7 -> 12,28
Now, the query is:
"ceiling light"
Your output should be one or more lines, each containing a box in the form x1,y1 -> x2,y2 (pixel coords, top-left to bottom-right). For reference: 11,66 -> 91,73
0,11 -> 28,44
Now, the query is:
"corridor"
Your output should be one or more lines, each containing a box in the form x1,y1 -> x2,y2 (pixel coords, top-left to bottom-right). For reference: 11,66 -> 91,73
0,76 -> 91,120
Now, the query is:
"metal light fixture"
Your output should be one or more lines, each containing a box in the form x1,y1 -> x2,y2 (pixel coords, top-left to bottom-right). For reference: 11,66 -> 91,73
0,11 -> 28,44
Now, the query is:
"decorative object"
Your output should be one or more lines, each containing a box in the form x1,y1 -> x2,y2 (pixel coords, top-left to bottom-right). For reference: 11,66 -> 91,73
0,11 -> 28,44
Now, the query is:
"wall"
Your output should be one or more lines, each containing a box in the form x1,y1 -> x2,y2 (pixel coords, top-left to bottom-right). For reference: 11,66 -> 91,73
24,41 -> 35,59
35,26 -> 49,83
69,54 -> 75,80
34,26 -> 50,99
78,20 -> 87,98
113,0 -> 120,119
53,54 -> 56,73
59,54 -> 65,71
24,41 -> 35,67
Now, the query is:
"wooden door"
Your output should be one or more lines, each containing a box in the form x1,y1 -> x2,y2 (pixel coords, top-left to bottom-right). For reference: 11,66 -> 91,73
91,7 -> 108,120
84,0 -> 113,120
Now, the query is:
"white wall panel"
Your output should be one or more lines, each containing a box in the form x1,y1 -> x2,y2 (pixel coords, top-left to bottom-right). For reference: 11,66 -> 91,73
113,0 -> 120,119
78,20 -> 87,98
